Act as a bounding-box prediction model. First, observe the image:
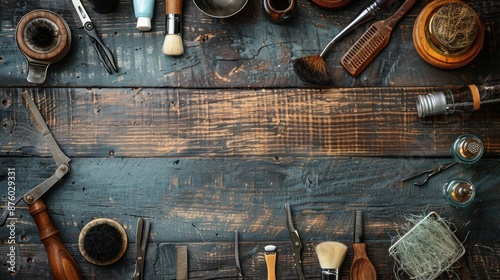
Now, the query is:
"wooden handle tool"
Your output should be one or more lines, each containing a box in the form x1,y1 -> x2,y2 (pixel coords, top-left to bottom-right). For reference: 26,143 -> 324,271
163,0 -> 184,56
20,91 -> 82,280
341,0 -> 418,77
30,199 -> 82,280
350,211 -> 376,280
264,245 -> 277,280
166,0 -> 183,14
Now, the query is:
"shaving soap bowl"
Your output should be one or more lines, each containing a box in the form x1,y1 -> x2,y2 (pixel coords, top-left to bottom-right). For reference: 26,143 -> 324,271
413,0 -> 484,69
16,10 -> 71,84
193,0 -> 248,18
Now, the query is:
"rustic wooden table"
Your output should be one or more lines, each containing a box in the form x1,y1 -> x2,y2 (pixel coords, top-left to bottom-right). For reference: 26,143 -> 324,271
1,0 -> 499,279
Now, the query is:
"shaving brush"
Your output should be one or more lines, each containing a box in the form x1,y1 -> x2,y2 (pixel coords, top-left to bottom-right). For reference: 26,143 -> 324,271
315,241 -> 348,280
78,218 -> 128,266
163,0 -> 184,56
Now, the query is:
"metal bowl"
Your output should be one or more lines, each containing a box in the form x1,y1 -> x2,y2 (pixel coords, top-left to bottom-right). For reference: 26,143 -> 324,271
193,0 -> 248,18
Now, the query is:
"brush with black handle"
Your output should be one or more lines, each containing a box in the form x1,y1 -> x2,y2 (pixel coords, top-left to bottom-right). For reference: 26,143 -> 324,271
293,0 -> 398,85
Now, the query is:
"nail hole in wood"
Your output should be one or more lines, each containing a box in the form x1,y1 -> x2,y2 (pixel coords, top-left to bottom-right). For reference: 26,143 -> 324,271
2,98 -> 12,108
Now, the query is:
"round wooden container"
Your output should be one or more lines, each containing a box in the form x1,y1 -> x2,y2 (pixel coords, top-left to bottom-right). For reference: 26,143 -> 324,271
78,218 -> 128,266
413,0 -> 484,69
16,10 -> 71,63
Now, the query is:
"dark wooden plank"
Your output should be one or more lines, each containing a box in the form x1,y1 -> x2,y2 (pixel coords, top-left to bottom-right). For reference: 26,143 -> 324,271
0,157 -> 499,279
0,1 -> 499,88
1,87 -> 500,158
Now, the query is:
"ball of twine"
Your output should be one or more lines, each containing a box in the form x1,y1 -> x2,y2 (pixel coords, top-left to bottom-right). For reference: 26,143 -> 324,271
430,2 -> 479,51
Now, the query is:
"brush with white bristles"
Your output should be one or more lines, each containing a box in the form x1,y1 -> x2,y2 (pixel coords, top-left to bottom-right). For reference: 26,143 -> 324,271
264,245 -> 277,280
315,241 -> 348,280
163,0 -> 184,56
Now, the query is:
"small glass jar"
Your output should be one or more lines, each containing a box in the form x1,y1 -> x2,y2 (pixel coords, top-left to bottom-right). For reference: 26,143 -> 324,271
443,179 -> 475,207
450,134 -> 484,164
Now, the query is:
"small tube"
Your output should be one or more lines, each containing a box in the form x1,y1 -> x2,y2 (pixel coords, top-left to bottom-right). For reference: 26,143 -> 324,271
133,0 -> 155,31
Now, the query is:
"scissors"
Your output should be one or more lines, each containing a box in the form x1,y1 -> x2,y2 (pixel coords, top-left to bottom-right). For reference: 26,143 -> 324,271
401,161 -> 459,186
285,203 -> 306,280
69,0 -> 118,73
133,218 -> 151,280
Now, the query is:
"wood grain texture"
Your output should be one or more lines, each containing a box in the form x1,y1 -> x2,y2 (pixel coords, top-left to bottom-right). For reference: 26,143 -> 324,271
0,0 -> 499,87
1,87 -> 500,158
1,0 -> 499,279
0,157 -> 499,279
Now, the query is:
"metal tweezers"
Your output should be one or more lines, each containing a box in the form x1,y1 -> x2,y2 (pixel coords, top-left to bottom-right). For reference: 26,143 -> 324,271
401,161 -> 458,186
133,218 -> 151,280
285,203 -> 305,280
70,0 -> 118,73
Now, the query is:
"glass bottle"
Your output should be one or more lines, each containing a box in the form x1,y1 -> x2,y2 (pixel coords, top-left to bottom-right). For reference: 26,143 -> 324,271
416,84 -> 500,117
450,134 -> 484,164
443,179 -> 475,207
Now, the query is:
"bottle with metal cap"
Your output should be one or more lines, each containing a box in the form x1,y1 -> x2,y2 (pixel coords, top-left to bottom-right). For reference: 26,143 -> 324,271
416,84 -> 500,117
450,134 -> 484,164
443,179 -> 475,207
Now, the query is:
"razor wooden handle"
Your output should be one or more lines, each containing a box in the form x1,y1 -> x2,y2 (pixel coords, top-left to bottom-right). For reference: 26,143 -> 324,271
166,0 -> 183,14
265,253 -> 277,280
29,199 -> 82,280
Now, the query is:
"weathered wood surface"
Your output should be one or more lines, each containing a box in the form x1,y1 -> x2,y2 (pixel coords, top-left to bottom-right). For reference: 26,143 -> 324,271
0,157 -> 499,279
0,0 -> 499,88
1,0 -> 500,279
1,87 -> 500,158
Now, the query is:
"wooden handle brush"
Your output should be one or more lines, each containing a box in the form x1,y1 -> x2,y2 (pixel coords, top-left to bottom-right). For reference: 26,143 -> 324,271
163,0 -> 184,56
264,245 -> 277,280
340,0 -> 418,77
30,199 -> 82,280
315,241 -> 348,280
293,0 -> 397,85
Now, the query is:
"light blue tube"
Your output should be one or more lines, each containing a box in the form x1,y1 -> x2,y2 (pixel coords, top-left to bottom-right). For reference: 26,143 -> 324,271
133,0 -> 155,31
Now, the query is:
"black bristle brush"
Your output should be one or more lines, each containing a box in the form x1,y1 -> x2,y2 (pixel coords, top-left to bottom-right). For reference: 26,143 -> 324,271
25,19 -> 56,48
16,10 -> 71,84
78,218 -> 128,266
293,0 -> 397,85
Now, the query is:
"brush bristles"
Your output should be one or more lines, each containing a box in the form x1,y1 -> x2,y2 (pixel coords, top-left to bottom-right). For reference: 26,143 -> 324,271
293,55 -> 332,86
315,241 -> 348,269
163,34 -> 184,56
26,19 -> 56,48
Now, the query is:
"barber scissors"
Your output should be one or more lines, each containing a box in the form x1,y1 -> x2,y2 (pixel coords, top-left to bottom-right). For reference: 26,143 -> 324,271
69,0 -> 118,73
285,203 -> 305,280
401,161 -> 458,186
133,218 -> 151,280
